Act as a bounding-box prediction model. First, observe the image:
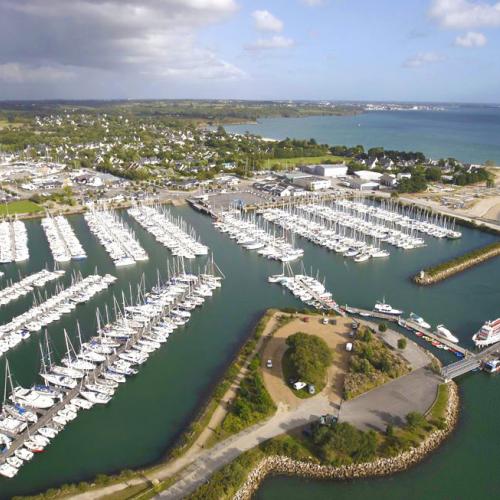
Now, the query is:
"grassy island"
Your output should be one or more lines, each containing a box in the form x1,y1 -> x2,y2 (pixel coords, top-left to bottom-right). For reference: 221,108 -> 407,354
413,241 -> 500,285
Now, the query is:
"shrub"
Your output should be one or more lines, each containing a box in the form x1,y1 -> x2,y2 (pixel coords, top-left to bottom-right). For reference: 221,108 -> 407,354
220,358 -> 276,436
285,332 -> 332,387
344,326 -> 410,399
406,412 -> 427,430
312,422 -> 378,465
378,323 -> 387,333
397,338 -> 407,350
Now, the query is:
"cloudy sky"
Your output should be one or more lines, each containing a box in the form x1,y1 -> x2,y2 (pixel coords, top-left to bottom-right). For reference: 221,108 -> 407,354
0,0 -> 499,102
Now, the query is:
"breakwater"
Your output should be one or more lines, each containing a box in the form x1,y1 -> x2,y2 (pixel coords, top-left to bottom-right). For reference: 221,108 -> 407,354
413,241 -> 500,285
233,382 -> 459,500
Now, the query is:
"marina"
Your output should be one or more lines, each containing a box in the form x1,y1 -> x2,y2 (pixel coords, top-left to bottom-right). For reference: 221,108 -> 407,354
128,204 -> 208,259
41,215 -> 87,262
0,220 -> 29,264
84,206 -> 148,266
269,265 -> 343,314
214,210 -> 304,262
0,206 -> 498,498
261,199 -> 461,263
0,269 -> 65,308
0,264 -> 222,477
0,273 -> 115,357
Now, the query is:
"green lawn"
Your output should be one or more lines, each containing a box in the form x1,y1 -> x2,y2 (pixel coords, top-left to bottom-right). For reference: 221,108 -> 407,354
264,155 -> 348,169
0,200 -> 43,216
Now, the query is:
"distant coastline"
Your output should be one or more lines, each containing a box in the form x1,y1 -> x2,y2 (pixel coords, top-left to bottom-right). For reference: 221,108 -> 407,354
225,106 -> 500,165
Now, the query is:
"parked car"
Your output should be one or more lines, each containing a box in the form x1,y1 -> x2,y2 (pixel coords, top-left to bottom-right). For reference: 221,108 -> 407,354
266,359 -> 273,369
293,381 -> 307,390
345,342 -> 353,352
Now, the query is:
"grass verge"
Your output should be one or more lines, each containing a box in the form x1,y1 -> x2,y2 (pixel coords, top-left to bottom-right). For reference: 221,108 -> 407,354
0,200 -> 43,216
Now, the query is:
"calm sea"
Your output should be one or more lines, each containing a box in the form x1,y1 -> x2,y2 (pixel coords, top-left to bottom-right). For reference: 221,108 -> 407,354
226,105 -> 500,164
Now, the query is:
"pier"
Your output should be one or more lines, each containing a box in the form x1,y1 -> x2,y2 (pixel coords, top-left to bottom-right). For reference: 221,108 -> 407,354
0,281 -> 196,467
344,306 -> 471,356
187,198 -> 216,217
342,306 -> 500,380
294,276 -> 346,316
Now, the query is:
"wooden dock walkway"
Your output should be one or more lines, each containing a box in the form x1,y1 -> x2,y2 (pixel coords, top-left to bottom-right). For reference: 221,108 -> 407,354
294,276 -> 346,316
343,305 -> 471,356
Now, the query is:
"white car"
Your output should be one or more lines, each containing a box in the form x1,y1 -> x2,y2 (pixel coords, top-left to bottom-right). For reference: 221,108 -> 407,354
266,359 -> 273,368
293,381 -> 307,390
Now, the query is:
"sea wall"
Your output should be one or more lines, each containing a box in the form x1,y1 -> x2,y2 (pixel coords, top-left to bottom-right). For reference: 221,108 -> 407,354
413,241 -> 500,285
233,382 -> 459,500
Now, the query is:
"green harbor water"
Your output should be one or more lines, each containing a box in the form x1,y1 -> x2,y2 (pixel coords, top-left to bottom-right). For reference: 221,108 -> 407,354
0,206 -> 498,498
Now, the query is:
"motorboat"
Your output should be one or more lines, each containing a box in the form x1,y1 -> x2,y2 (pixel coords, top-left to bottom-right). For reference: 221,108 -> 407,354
435,324 -> 459,343
409,312 -> 431,330
374,299 -> 403,316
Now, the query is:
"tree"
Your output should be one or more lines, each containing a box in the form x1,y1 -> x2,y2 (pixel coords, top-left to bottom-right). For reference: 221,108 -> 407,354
368,147 -> 384,158
286,332 -> 332,387
397,338 -> 407,350
425,166 -> 442,182
378,323 -> 387,333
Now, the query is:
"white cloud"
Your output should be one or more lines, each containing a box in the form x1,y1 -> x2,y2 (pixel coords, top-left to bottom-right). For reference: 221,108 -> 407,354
246,36 -> 295,51
403,52 -> 445,68
455,31 -> 487,46
0,0 -> 243,84
429,0 -> 500,28
0,63 -> 76,83
252,10 -> 283,32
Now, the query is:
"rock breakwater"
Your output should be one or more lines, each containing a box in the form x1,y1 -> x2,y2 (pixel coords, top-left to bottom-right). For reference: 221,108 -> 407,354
234,382 -> 459,500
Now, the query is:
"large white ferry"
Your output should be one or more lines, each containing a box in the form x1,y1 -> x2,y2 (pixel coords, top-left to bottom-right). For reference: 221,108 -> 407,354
473,318 -> 500,347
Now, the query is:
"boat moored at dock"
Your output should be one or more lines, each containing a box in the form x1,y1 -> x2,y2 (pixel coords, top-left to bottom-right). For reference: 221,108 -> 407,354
473,318 -> 500,347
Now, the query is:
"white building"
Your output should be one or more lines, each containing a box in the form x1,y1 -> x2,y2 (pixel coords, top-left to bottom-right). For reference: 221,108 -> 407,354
293,176 -> 331,191
301,164 -> 348,177
380,173 -> 397,187
348,179 -> 380,191
354,170 -> 383,181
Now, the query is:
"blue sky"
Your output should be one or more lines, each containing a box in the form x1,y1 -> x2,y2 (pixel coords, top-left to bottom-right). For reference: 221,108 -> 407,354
0,0 -> 499,102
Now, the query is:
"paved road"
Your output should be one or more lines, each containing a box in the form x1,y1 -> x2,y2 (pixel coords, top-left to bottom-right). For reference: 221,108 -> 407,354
339,367 -> 439,431
157,367 -> 440,499
157,396 -> 335,499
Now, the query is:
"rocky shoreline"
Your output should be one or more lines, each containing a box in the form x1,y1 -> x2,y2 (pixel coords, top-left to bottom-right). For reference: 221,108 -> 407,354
234,382 -> 459,500
413,243 -> 500,285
